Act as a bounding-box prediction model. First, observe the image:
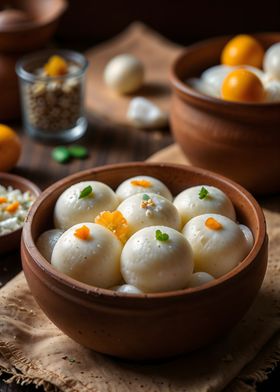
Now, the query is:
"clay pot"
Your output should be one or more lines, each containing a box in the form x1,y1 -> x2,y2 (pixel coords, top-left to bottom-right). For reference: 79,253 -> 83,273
170,33 -> 280,195
0,172 -> 41,254
0,0 -> 67,120
21,162 -> 268,360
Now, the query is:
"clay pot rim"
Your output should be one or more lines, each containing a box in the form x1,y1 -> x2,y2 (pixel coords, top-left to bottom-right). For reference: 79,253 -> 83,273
0,0 -> 68,33
170,32 -> 280,110
0,172 -> 41,253
22,162 -> 267,301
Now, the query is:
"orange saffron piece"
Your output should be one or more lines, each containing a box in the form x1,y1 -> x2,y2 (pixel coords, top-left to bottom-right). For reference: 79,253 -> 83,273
130,179 -> 152,188
0,197 -> 7,203
74,225 -> 90,240
44,55 -> 68,77
205,217 -> 223,230
95,210 -> 128,244
5,201 -> 19,213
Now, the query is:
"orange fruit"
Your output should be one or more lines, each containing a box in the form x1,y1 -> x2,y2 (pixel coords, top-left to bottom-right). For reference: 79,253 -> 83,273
0,124 -> 21,171
221,69 -> 265,103
221,35 -> 264,68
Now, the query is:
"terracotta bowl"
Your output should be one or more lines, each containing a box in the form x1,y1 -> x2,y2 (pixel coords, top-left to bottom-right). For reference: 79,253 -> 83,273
0,172 -> 41,254
21,163 -> 268,360
170,33 -> 280,195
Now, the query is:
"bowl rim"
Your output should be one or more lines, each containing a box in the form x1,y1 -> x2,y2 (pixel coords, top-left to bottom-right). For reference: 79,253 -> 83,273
0,0 -> 68,33
22,162 -> 267,300
0,172 -> 41,240
170,32 -> 280,109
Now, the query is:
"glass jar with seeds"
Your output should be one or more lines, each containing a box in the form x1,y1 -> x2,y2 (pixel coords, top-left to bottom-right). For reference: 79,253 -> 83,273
16,50 -> 88,143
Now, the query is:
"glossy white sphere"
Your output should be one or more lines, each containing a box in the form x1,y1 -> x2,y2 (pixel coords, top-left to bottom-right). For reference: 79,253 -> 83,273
264,43 -> 280,80
116,175 -> 172,202
54,181 -> 119,230
36,229 -> 64,261
182,214 -> 249,278
104,54 -> 144,94
239,224 -> 254,252
117,193 -> 181,236
51,223 -> 122,288
111,284 -> 143,294
173,185 -> 236,226
121,226 -> 193,293
187,272 -> 214,288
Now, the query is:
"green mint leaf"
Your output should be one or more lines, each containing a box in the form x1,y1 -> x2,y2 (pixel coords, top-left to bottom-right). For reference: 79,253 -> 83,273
68,145 -> 88,159
142,194 -> 150,201
52,146 -> 71,163
155,229 -> 169,242
79,185 -> 93,199
198,186 -> 209,200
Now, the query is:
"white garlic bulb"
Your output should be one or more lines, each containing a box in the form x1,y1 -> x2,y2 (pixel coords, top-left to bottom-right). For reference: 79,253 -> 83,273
104,54 -> 144,94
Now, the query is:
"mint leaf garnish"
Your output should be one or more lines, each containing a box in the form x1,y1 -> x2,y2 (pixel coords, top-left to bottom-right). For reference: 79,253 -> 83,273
155,229 -> 169,242
198,186 -> 209,200
79,185 -> 93,199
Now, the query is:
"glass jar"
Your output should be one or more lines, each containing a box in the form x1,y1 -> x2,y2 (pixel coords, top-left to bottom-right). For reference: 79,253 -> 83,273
16,50 -> 88,143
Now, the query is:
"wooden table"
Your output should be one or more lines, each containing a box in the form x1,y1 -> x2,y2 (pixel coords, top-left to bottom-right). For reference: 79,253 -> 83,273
0,117 -> 279,391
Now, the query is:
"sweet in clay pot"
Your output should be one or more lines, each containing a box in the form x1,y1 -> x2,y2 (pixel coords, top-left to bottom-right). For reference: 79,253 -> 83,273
170,33 -> 280,195
0,0 -> 67,120
21,163 -> 268,359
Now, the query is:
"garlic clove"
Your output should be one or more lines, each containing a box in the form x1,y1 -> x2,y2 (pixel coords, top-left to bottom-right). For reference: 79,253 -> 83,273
127,97 -> 168,128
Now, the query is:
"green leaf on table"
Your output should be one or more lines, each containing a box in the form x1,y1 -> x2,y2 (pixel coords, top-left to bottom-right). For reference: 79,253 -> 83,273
68,145 -> 88,159
52,146 -> 71,163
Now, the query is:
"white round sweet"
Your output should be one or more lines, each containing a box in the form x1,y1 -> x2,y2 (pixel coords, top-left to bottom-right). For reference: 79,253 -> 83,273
187,77 -> 219,97
264,79 -> 280,102
121,226 -> 193,293
111,284 -> 143,294
239,224 -> 254,252
182,214 -> 249,278
54,181 -> 119,230
173,185 -> 236,226
264,43 -> 280,80
117,193 -> 181,236
51,223 -> 122,288
36,229 -> 64,261
116,176 -> 172,202
201,65 -> 234,96
104,54 -> 144,94
187,272 -> 214,288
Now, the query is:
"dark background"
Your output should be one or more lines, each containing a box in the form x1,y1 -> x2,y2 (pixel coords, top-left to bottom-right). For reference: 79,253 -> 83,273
56,0 -> 280,48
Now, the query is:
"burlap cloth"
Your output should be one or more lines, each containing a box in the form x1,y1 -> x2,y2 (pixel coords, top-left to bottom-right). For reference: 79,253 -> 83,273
0,144 -> 280,392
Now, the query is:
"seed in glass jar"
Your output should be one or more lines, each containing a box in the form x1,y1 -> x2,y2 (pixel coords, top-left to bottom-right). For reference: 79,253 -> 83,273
32,82 -> 46,96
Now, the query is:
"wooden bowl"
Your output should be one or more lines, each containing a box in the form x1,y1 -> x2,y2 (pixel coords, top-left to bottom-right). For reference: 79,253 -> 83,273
170,33 -> 280,194
0,172 -> 41,254
21,163 -> 268,360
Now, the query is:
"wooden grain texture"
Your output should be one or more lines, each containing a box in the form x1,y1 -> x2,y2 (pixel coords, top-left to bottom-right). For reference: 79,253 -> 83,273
85,22 -> 182,127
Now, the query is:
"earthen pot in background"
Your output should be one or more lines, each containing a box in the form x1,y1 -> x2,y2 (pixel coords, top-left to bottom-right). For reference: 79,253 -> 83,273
0,0 -> 67,120
0,172 -> 41,254
21,163 -> 268,360
170,33 -> 280,195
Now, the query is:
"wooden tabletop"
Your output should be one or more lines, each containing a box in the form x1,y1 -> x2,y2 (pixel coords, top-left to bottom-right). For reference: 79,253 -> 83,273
0,117 -> 279,391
